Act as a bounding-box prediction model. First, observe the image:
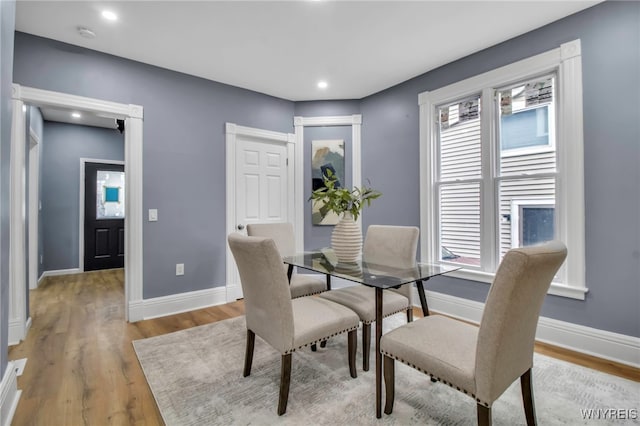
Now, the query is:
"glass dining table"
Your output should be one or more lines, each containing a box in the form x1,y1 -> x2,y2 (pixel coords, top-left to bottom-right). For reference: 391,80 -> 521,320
283,248 -> 460,418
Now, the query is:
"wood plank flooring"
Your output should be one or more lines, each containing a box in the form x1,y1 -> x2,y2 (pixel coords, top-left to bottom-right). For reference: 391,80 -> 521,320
8,270 -> 638,425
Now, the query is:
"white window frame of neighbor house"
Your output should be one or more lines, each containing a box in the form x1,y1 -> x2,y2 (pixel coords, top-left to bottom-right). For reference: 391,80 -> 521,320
419,39 -> 587,300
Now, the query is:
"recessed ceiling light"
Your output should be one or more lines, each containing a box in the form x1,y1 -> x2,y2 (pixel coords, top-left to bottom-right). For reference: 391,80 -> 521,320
317,81 -> 328,89
101,10 -> 118,21
71,112 -> 82,119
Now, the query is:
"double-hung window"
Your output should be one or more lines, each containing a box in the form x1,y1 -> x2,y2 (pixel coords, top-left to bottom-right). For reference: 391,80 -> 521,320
419,39 -> 587,299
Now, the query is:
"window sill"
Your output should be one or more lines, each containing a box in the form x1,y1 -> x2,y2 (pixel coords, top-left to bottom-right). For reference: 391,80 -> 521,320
444,268 -> 588,300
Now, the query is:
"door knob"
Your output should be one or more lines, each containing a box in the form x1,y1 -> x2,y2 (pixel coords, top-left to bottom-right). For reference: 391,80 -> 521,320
237,224 -> 245,230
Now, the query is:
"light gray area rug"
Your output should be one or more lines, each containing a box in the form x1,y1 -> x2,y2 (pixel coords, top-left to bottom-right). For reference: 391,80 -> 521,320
133,315 -> 639,425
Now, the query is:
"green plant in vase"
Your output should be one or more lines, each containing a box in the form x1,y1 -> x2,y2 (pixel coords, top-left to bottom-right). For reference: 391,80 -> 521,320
309,170 -> 381,221
309,170 -> 381,262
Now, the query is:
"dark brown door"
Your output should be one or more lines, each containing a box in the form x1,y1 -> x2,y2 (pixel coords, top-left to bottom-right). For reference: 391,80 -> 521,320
84,162 -> 125,271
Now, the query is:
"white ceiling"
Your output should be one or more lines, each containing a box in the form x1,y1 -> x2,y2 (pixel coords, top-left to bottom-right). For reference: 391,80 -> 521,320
16,1 -> 600,102
40,106 -> 119,129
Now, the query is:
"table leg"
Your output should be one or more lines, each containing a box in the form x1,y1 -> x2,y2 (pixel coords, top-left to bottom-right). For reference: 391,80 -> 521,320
375,288 -> 383,418
416,279 -> 430,316
326,274 -> 332,290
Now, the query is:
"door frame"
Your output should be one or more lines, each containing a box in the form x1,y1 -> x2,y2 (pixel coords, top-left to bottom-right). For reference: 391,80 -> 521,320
293,114 -> 363,250
224,123 -> 296,301
79,158 -> 126,273
28,129 -> 40,290
9,85 -> 143,344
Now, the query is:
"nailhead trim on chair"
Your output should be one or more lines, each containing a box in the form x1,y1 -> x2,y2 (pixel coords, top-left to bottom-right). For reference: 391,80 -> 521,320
284,325 -> 359,355
294,289 -> 327,298
380,350 -> 491,408
362,306 -> 411,325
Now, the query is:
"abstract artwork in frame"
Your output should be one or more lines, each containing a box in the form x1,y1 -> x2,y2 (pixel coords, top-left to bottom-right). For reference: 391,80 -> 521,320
311,139 -> 345,225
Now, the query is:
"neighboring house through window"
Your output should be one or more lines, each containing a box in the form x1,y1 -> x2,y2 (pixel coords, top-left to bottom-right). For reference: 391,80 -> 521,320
419,39 -> 587,299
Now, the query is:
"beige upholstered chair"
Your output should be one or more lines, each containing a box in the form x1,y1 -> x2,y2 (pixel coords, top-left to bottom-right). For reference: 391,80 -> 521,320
227,233 -> 360,415
320,225 -> 419,371
381,241 -> 567,425
247,223 -> 328,299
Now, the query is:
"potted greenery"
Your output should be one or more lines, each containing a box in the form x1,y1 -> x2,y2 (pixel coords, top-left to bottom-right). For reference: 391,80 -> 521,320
309,170 -> 381,262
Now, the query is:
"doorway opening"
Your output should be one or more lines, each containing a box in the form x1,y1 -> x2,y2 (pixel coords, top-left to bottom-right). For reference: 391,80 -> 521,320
9,85 -> 144,344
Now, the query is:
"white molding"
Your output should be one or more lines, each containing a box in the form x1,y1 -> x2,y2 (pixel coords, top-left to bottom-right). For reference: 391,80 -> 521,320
129,287 -> 228,321
8,316 -> 30,346
225,284 -> 243,302
0,361 -> 22,426
293,120 -> 305,252
418,289 -> 640,368
295,115 -> 359,127
293,114 -> 363,238
225,123 -> 297,302
556,39 -> 586,291
78,159 -> 125,273
9,98 -> 27,343
16,85 -> 139,119
27,131 -> 39,290
124,116 -> 144,321
443,268 -> 588,300
41,268 -> 82,278
11,84 -> 144,324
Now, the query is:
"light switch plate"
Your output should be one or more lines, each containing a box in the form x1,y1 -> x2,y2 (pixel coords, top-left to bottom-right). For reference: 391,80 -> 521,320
149,209 -> 158,222
176,263 -> 184,276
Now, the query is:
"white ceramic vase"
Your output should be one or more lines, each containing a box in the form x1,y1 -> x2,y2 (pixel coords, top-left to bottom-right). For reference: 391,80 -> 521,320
331,212 -> 362,263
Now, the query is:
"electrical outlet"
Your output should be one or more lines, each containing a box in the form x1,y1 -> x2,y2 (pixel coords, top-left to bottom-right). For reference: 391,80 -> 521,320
176,263 -> 184,276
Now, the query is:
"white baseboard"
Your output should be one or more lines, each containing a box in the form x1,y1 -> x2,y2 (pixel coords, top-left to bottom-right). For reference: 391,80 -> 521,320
8,316 -> 32,346
39,268 -> 81,283
129,286 -> 229,321
225,284 -> 243,302
419,289 -> 640,369
1,362 -> 22,426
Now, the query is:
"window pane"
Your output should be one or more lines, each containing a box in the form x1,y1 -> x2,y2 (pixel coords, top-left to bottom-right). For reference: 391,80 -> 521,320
501,107 -> 549,150
498,177 -> 555,259
439,183 -> 480,266
498,76 -> 556,176
96,170 -> 125,219
438,96 -> 482,181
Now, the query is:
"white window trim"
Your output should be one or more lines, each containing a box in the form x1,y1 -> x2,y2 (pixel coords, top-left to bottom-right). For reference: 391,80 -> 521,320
419,39 -> 587,300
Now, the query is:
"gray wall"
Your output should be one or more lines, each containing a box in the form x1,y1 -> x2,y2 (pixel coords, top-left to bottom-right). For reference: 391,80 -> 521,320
359,1 -> 640,337
0,0 -> 15,380
13,32 -> 295,299
40,122 -> 124,272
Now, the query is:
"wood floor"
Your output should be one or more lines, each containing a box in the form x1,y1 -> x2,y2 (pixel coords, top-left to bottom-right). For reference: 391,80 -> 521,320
8,270 -> 638,425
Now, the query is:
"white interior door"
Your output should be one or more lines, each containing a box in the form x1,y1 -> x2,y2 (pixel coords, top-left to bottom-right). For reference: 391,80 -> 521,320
236,138 -> 288,232
225,123 -> 295,301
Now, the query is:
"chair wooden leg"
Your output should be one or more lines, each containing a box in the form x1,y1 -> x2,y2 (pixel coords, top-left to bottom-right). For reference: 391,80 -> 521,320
383,355 -> 395,415
362,323 -> 371,371
347,330 -> 357,378
277,354 -> 292,416
406,308 -> 413,322
320,340 -> 327,348
477,404 -> 491,426
243,329 -> 255,377
311,343 -> 317,352
520,369 -> 537,426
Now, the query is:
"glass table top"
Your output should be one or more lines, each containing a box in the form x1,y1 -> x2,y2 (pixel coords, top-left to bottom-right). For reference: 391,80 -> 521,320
283,248 -> 460,289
